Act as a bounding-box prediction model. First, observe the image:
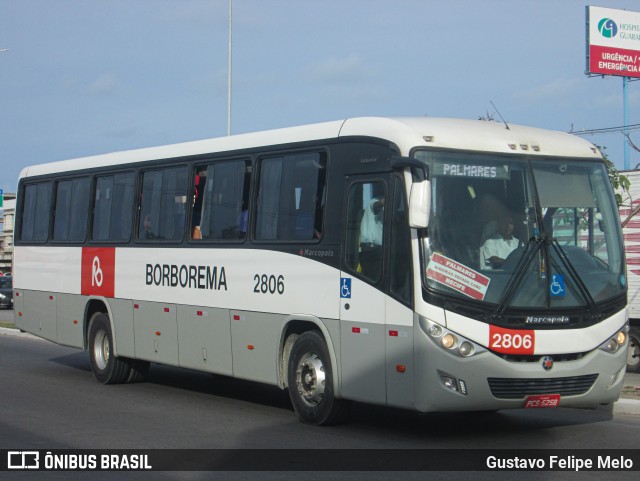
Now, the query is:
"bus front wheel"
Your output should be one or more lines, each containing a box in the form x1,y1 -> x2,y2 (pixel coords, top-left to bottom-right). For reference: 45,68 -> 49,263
88,312 -> 131,384
287,331 -> 348,425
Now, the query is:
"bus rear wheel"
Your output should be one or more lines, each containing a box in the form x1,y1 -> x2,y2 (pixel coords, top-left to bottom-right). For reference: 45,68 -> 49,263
88,312 -> 131,384
287,331 -> 347,425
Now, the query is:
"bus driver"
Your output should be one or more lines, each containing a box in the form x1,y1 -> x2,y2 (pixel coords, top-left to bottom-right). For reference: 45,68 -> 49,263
480,213 -> 519,270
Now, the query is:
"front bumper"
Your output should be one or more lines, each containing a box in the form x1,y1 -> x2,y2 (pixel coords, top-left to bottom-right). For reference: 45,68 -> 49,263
413,324 -> 627,412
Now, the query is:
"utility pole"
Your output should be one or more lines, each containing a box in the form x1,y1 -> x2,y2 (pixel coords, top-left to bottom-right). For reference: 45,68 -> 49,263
227,0 -> 232,136
624,76 -> 630,170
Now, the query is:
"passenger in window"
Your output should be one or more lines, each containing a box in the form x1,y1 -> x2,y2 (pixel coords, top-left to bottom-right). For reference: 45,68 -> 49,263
359,195 -> 385,280
236,196 -> 248,237
480,213 -> 520,270
313,193 -> 324,240
192,170 -> 206,240
142,214 -> 156,240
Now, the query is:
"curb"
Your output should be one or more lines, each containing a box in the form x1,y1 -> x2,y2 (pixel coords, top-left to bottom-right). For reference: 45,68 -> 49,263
613,398 -> 640,416
0,326 -> 43,340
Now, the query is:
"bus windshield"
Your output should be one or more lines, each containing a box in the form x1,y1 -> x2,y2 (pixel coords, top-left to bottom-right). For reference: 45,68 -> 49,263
414,151 -> 625,312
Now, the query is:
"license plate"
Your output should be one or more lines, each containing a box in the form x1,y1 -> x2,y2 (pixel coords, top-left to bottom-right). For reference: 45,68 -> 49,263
524,394 -> 560,408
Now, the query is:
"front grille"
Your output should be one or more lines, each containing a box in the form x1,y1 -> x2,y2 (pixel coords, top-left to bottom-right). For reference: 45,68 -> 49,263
494,352 -> 587,363
487,374 -> 599,399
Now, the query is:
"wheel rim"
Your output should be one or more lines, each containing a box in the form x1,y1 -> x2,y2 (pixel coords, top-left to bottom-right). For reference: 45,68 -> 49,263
629,335 -> 640,368
295,352 -> 326,407
93,329 -> 110,371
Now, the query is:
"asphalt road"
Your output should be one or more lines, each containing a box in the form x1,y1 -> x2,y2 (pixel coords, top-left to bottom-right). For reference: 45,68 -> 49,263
1,331 -> 639,481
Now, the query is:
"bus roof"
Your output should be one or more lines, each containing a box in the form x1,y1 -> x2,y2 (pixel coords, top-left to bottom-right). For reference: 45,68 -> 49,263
19,117 -> 602,179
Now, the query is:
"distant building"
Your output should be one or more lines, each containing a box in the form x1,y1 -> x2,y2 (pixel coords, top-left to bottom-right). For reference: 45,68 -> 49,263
0,194 -> 16,275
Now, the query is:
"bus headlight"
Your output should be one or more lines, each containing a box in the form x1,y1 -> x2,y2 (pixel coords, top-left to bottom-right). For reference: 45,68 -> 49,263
420,317 -> 485,358
601,339 -> 619,353
429,324 -> 443,337
617,331 -> 627,346
458,341 -> 475,357
441,333 -> 457,349
599,324 -> 629,354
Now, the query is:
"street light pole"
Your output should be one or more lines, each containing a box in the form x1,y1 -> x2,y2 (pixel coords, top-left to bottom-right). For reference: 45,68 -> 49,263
227,0 -> 232,136
624,76 -> 630,170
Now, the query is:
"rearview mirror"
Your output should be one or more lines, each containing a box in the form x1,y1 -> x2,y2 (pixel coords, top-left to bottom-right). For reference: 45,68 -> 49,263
409,180 -> 430,229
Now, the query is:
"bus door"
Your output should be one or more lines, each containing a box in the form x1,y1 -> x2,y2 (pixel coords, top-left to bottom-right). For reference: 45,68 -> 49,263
339,174 -> 414,407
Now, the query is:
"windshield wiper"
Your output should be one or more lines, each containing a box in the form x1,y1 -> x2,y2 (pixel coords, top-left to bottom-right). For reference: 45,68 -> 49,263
549,239 -> 601,319
491,235 -> 603,321
492,235 -> 543,320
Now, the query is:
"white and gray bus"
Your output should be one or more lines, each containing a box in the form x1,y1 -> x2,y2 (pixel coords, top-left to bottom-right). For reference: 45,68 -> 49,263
13,117 -> 629,424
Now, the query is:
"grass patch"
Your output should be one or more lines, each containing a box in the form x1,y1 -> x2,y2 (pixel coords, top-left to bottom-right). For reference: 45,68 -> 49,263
0,322 -> 16,329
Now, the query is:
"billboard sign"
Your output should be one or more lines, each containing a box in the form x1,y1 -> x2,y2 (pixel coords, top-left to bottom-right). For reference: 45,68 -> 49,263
586,6 -> 640,78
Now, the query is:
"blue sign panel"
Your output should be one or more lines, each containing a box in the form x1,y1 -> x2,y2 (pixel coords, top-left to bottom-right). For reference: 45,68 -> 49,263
340,278 -> 352,299
550,274 -> 566,298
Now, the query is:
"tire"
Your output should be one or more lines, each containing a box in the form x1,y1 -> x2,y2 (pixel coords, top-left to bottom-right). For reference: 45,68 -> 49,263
88,312 -> 131,384
126,359 -> 150,383
627,326 -> 640,373
287,331 -> 348,425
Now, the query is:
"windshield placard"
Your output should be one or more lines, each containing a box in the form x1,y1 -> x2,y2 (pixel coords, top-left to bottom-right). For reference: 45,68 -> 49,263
426,253 -> 490,300
432,162 -> 510,180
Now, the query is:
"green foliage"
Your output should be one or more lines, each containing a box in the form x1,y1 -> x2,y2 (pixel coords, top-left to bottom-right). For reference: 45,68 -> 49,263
598,145 -> 629,207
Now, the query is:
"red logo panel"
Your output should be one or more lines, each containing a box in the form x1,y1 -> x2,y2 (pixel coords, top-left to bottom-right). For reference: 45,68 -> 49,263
81,247 -> 115,297
489,325 -> 535,355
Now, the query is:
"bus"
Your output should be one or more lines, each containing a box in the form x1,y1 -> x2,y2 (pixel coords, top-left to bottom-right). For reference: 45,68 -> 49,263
13,117 -> 629,425
618,169 -> 640,372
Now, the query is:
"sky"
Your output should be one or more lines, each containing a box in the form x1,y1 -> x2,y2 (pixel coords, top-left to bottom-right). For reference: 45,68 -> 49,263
2,0 -> 640,194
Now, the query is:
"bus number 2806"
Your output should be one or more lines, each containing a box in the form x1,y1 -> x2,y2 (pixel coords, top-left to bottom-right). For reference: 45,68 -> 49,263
489,326 -> 535,355
253,274 -> 285,295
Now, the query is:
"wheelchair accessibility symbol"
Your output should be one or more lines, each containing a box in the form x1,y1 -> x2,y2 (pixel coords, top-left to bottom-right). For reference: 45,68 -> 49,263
550,274 -> 565,298
340,278 -> 352,299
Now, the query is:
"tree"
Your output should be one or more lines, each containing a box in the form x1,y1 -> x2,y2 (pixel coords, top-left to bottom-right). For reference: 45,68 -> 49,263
600,144 -> 636,227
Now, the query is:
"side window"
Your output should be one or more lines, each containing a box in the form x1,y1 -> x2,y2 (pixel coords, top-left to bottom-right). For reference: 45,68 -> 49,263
191,160 -> 251,241
345,181 -> 386,283
138,166 -> 188,241
20,182 -> 52,242
93,172 -> 135,242
54,177 -> 90,242
256,152 -> 326,241
389,178 -> 411,305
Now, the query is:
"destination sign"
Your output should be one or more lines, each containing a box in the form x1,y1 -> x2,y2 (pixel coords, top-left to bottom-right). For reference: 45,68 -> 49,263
432,162 -> 510,180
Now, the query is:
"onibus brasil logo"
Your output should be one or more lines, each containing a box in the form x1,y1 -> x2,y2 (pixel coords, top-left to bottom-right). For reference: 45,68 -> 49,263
598,17 -> 618,38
